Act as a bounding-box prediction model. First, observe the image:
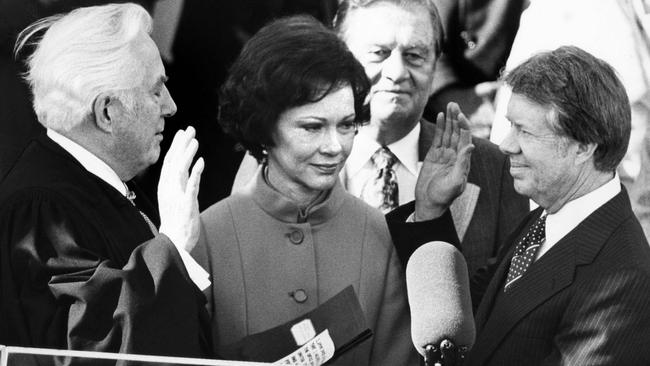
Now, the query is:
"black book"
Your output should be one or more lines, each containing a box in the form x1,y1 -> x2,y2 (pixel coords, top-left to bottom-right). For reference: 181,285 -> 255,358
221,285 -> 372,364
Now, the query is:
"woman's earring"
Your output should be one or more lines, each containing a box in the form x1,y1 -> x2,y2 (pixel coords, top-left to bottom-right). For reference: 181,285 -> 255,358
261,145 -> 268,163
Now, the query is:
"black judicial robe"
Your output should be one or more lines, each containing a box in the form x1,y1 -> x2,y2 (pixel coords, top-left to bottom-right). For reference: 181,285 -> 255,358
0,133 -> 211,358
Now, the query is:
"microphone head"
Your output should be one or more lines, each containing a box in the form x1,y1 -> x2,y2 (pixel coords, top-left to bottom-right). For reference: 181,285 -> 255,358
406,241 -> 476,356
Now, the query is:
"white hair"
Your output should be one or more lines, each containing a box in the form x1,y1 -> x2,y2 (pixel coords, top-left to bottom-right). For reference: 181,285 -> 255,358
14,3 -> 153,131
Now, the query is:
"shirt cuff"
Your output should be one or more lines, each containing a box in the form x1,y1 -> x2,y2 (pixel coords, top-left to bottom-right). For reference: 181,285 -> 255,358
177,248 -> 211,291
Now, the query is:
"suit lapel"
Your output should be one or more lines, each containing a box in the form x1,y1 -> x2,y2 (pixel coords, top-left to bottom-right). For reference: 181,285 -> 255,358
418,120 -> 480,239
469,190 -> 632,365
450,183 -> 480,241
473,209 -> 543,330
471,230 -> 576,364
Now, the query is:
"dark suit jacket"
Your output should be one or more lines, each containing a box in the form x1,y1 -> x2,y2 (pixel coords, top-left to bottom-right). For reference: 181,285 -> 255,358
466,188 -> 650,365
413,121 -> 528,277
0,133 -> 211,357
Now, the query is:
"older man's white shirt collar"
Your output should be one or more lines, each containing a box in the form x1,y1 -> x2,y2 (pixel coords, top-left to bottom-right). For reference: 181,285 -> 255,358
46,128 -> 211,290
347,122 -> 421,176
537,174 -> 621,259
47,129 -> 126,195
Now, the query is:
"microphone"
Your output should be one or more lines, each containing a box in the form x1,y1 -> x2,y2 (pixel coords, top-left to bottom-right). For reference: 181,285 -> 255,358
406,241 -> 476,366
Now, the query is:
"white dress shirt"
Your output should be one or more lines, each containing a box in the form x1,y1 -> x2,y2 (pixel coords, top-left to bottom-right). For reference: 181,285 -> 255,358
343,123 -> 422,206
47,129 -> 210,289
536,174 -> 621,260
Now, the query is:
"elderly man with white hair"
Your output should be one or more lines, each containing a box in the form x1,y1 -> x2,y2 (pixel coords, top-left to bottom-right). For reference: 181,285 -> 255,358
0,3 -> 210,357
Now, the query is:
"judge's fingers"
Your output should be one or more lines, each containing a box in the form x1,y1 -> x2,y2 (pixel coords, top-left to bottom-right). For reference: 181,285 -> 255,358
175,127 -> 196,166
171,127 -> 195,155
162,127 -> 198,178
177,126 -> 196,145
162,127 -> 191,170
162,129 -> 183,170
187,157 -> 204,199
180,138 -> 199,176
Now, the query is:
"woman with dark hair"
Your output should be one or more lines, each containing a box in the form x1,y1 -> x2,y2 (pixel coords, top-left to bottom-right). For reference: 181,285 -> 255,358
192,15 -> 418,365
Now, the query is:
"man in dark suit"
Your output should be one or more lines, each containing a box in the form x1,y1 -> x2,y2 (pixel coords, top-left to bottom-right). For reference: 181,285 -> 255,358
0,4 -> 211,357
405,46 -> 650,364
332,0 -> 529,276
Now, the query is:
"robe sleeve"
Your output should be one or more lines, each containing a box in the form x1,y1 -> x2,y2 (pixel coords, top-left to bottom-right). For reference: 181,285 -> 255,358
0,190 -> 211,358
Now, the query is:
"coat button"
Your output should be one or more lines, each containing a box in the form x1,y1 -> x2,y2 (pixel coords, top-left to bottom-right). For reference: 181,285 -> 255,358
288,230 -> 304,244
290,289 -> 308,303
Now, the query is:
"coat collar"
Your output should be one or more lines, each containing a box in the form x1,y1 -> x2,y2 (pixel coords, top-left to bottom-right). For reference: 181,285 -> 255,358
469,188 -> 634,365
245,166 -> 347,225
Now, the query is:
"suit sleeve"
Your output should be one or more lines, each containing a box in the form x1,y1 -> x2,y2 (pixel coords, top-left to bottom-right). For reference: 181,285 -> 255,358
385,200 -> 460,268
541,268 -> 650,365
0,192 -> 211,357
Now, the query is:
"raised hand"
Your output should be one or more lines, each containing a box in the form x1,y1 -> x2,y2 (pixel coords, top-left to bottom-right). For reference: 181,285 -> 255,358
414,102 -> 474,221
158,127 -> 204,252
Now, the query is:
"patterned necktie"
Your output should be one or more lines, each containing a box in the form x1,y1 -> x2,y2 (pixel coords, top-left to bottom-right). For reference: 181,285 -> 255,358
504,214 -> 547,291
124,183 -> 158,235
361,146 -> 399,213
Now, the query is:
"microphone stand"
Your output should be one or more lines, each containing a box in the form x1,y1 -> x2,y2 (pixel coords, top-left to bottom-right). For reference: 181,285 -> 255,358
423,339 -> 469,366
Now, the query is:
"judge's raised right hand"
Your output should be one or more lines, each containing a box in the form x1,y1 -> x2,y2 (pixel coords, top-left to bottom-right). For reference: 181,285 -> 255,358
158,127 -> 204,253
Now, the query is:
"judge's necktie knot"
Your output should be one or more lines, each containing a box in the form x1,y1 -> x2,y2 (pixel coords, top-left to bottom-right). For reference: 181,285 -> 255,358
504,214 -> 547,291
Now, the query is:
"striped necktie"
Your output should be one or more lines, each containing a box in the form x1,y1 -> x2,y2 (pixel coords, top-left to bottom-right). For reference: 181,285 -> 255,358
504,214 -> 547,291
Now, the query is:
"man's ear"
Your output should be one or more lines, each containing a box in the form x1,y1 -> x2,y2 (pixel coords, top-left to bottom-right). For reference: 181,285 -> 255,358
92,91 -> 124,133
575,141 -> 598,165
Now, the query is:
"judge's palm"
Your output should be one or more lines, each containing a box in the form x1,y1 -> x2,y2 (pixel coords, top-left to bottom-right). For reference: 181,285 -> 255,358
415,103 -> 474,221
158,127 -> 204,252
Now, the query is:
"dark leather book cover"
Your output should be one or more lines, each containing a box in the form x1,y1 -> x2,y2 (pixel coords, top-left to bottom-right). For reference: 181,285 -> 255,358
221,285 -> 372,363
